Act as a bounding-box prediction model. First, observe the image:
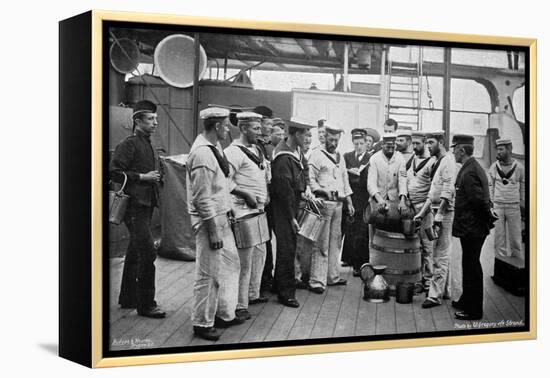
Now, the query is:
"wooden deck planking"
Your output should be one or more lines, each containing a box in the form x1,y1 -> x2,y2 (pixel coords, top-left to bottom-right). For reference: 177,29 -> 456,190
240,299 -> 283,343
375,300 -> 397,335
480,289 -> 505,327
431,300 -> 455,332
110,260 -> 193,341
222,299 -> 270,345
109,226 -> 528,349
213,309 -> 258,345
333,270 -> 362,338
110,262 -> 195,350
411,294 -> 436,333
144,298 -> 193,349
355,295 -> 377,336
287,287 -> 327,340
309,277 -> 348,339
109,257 -> 187,323
395,301 -> 417,334
484,275 -> 523,322
264,289 -> 309,341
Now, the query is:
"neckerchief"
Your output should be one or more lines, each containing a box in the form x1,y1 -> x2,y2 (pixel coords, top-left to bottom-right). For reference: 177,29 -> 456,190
430,155 -> 445,181
205,145 -> 230,177
321,149 -> 341,165
413,156 -> 431,176
496,161 -> 517,185
236,145 -> 265,170
405,154 -> 415,171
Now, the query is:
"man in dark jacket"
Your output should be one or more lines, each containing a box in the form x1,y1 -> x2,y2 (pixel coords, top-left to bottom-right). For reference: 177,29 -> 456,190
342,128 -> 371,275
109,100 -> 165,318
270,119 -> 315,308
451,134 -> 496,320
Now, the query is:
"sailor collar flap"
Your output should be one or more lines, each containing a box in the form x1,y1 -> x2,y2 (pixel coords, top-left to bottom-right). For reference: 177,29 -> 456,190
495,161 -> 517,185
320,149 -> 341,166
273,142 -> 304,169
234,143 -> 265,170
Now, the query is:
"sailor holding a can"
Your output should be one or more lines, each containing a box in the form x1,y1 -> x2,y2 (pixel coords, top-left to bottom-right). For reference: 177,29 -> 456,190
225,112 -> 270,320
413,131 -> 456,309
306,123 -> 354,294
187,107 -> 245,341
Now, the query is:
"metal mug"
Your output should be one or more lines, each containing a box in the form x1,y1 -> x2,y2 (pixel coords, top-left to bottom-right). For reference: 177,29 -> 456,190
424,225 -> 439,241
401,219 -> 417,236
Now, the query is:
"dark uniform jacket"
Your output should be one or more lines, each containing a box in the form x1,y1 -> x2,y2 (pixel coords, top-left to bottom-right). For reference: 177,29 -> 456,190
270,140 -> 309,221
110,129 -> 159,207
343,150 -> 371,207
452,157 -> 492,238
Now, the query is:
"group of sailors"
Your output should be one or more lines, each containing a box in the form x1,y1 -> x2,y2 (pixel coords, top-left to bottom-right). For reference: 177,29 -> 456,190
109,100 -> 525,342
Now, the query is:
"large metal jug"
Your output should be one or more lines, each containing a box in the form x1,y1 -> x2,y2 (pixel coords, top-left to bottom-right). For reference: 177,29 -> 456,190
360,263 -> 390,303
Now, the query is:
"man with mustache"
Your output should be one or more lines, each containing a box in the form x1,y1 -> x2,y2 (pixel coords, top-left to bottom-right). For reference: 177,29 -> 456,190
225,112 -> 270,320
488,138 -> 525,260
367,133 -> 409,232
307,124 -> 354,293
414,131 -> 456,309
451,134 -> 495,320
396,128 -> 414,169
187,107 -> 246,341
406,131 -> 435,294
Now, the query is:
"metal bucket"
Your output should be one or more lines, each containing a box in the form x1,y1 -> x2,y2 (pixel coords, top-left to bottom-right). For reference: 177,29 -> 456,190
298,207 -> 326,241
370,229 -> 421,293
231,211 -> 270,249
108,173 -> 130,225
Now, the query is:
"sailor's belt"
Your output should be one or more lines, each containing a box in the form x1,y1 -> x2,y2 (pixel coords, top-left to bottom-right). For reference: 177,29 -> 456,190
314,190 -> 343,202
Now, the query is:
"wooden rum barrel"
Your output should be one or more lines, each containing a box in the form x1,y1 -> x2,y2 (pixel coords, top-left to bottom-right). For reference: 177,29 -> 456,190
369,229 -> 421,290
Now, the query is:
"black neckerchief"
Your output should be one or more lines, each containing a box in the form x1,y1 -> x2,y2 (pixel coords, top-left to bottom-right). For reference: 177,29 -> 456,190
413,156 -> 431,175
205,145 -> 230,177
405,154 -> 415,171
496,161 -> 517,185
321,149 -> 340,165
430,155 -> 445,181
236,145 -> 265,170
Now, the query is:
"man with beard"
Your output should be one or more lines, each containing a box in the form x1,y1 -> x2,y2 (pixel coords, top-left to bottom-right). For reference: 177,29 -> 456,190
396,128 -> 414,169
488,138 -> 525,259
406,131 -> 435,294
271,119 -> 315,307
414,131 -> 456,309
187,107 -> 245,341
451,134 -> 495,320
225,112 -> 270,320
342,128 -> 371,276
367,133 -> 409,240
110,100 -> 165,319
306,125 -> 354,293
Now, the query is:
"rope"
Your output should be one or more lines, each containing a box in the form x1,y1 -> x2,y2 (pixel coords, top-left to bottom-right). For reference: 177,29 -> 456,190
425,72 -> 435,110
